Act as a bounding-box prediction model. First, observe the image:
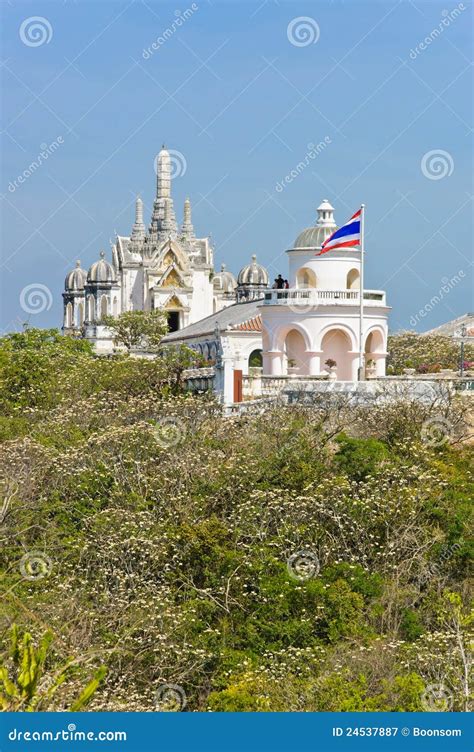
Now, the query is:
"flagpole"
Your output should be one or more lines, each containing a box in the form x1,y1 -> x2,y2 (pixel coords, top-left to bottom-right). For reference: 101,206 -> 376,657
358,204 -> 365,381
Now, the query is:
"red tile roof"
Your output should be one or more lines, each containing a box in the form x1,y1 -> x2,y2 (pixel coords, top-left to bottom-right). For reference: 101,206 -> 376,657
234,314 -> 262,332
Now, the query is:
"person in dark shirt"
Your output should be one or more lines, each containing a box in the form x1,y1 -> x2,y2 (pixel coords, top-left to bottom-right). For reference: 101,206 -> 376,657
274,275 -> 285,289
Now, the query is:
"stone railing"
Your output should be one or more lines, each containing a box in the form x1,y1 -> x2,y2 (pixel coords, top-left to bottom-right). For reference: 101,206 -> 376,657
183,367 -> 215,393
263,289 -> 386,306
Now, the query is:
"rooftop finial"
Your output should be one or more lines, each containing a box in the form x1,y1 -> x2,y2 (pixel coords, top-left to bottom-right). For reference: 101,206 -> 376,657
316,199 -> 335,228
100,250 -> 105,259
76,260 -> 81,267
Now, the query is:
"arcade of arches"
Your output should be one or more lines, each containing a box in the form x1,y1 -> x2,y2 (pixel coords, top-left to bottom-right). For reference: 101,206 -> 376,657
263,325 -> 386,381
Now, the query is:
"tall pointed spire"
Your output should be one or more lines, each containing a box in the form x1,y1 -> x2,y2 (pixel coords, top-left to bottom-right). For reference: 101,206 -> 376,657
131,195 -> 145,242
156,146 -> 171,200
180,197 -> 195,241
150,146 -> 177,238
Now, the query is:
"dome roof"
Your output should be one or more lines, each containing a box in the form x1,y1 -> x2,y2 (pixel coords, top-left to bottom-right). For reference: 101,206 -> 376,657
87,252 -> 116,284
65,260 -> 87,291
293,198 -> 337,249
237,254 -> 269,286
293,225 -> 333,249
213,263 -> 237,293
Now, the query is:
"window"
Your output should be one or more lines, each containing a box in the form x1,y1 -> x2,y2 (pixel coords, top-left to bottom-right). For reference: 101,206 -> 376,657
249,349 -> 263,368
347,269 -> 360,289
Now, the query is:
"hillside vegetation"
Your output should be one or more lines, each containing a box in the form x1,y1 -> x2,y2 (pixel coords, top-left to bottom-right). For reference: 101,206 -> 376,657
0,330 -> 472,712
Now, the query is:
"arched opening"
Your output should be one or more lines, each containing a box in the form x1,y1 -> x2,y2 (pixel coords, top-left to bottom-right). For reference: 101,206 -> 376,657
87,296 -> 95,322
321,329 -> 352,380
100,296 -> 108,320
296,267 -> 317,289
364,329 -> 385,376
346,268 -> 360,290
284,329 -> 307,374
248,349 -> 263,368
113,296 -> 118,316
76,301 -> 84,327
65,302 -> 73,328
164,294 -> 182,333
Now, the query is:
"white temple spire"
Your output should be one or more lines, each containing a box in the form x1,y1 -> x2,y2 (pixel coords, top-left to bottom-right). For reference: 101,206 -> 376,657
150,145 -> 177,237
180,197 -> 195,240
131,195 -> 145,242
156,145 -> 171,200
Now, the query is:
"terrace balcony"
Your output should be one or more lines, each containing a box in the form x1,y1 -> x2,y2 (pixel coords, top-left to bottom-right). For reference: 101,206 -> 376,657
263,289 -> 387,307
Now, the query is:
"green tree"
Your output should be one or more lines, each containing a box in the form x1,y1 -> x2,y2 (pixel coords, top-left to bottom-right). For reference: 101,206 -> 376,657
103,310 -> 168,351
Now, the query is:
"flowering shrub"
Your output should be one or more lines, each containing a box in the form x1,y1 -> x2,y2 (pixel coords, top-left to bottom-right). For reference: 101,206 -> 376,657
0,329 -> 472,711
387,331 -> 473,374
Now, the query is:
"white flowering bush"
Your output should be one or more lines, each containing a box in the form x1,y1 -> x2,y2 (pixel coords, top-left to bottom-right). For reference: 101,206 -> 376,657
0,329 -> 472,711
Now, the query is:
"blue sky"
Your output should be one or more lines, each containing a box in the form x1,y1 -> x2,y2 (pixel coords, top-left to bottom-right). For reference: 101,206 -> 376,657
1,0 -> 472,333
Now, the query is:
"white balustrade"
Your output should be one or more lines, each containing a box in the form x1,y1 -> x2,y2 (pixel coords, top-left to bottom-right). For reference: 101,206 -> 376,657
263,289 -> 386,306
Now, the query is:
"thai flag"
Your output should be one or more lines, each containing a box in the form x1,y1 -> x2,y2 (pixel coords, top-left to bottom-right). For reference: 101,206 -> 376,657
317,208 -> 361,256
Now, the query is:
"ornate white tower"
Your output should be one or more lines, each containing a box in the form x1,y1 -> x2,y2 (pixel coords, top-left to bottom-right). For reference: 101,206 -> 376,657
260,200 -> 390,381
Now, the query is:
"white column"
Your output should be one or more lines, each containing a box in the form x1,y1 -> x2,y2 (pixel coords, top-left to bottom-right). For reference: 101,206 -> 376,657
306,351 -> 322,376
266,351 -> 283,376
349,352 -> 359,381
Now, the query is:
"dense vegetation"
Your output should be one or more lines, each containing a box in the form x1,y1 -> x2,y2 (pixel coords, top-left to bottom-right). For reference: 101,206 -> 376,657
387,331 -> 473,375
1,329 -> 472,712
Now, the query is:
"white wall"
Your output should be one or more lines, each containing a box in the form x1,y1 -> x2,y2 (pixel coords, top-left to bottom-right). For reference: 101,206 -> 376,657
287,248 -> 361,289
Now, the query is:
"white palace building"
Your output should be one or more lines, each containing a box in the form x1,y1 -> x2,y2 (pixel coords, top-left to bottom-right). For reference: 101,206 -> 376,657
63,146 -> 390,401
